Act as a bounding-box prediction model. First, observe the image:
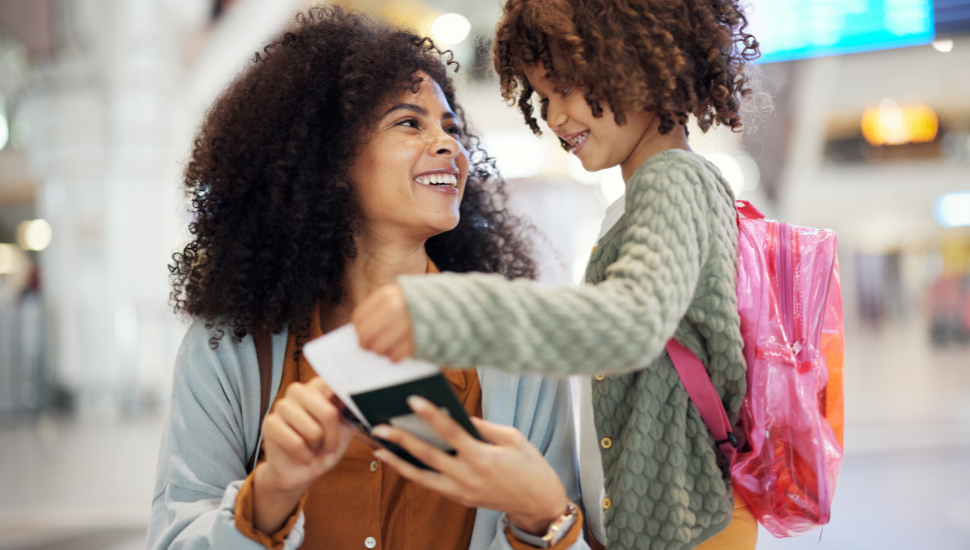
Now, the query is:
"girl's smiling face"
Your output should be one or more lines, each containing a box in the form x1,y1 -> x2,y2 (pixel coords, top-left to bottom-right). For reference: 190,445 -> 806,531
348,73 -> 469,241
523,62 -> 655,174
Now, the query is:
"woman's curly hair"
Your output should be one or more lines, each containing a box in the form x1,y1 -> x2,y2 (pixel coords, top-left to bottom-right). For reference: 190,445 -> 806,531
493,0 -> 762,140
170,6 -> 536,346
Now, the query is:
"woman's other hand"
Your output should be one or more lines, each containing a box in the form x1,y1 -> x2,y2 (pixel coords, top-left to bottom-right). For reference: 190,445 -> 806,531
372,396 -> 571,535
352,283 -> 416,362
252,378 -> 355,534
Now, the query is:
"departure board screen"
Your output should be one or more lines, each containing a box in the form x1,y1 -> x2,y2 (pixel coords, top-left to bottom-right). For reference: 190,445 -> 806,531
746,0 -> 936,63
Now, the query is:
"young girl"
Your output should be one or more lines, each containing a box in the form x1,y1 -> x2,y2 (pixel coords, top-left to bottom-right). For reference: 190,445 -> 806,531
149,7 -> 591,550
353,1 -> 763,549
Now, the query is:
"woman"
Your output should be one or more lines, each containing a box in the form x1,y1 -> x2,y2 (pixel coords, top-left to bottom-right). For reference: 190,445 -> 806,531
150,7 -> 589,550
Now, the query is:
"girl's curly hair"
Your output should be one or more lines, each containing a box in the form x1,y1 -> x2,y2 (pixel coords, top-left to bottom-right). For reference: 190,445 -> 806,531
493,0 -> 762,139
170,6 -> 536,346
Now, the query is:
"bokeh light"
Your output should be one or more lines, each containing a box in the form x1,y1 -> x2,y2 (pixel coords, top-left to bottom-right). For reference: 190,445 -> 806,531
17,219 -> 53,251
936,192 -> 970,228
431,13 -> 471,46
862,100 -> 938,146
0,243 -> 27,274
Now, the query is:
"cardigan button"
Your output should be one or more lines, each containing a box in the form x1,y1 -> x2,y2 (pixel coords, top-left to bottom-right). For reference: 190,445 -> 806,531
595,374 -> 605,381
602,497 -> 612,510
370,460 -> 379,472
365,536 -> 377,548
601,437 -> 612,449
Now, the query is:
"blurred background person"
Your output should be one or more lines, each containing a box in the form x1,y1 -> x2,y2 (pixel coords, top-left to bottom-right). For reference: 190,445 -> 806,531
0,1 -> 968,549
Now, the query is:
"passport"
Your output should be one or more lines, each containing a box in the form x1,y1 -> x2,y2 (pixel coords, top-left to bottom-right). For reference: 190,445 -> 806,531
302,324 -> 482,469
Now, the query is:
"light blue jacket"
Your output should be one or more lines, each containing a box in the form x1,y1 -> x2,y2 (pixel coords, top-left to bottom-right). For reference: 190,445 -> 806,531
148,319 -> 590,550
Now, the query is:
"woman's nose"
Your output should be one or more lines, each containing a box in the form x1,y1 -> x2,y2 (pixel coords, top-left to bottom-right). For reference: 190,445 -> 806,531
430,129 -> 458,157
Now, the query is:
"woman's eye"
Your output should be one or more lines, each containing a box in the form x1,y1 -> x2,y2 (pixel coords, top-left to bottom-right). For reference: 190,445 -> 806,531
446,126 -> 462,136
397,118 -> 419,129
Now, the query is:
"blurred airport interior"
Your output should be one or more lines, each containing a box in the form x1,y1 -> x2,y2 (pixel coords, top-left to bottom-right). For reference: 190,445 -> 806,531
0,0 -> 969,549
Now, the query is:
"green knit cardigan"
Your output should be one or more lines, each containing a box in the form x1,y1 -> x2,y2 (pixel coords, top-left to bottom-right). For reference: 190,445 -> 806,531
399,149 -> 748,550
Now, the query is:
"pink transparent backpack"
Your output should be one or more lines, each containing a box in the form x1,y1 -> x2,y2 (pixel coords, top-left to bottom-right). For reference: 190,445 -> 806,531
666,200 -> 845,538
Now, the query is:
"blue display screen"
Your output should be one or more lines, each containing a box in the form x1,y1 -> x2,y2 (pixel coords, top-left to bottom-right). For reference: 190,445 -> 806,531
746,0 -> 936,63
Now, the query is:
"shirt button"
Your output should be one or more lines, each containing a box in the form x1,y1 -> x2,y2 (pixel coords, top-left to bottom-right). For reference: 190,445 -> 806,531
602,497 -> 612,510
365,536 -> 377,548
370,460 -> 379,472
595,374 -> 605,381
601,437 -> 612,449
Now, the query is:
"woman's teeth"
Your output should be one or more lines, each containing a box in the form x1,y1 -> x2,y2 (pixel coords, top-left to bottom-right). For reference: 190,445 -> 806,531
415,174 -> 458,187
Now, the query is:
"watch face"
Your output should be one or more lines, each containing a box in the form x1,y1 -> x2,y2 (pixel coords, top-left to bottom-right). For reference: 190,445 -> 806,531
542,503 -> 579,544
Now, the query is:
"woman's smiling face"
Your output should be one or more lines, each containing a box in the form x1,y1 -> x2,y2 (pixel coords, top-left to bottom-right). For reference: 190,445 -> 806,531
348,72 -> 469,241
523,62 -> 655,173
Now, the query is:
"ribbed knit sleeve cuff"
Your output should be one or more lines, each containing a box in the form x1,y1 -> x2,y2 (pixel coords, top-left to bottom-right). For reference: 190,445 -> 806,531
234,471 -> 308,550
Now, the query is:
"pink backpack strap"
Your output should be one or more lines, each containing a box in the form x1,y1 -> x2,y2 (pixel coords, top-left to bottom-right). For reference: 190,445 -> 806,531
735,199 -> 765,221
665,339 -> 737,466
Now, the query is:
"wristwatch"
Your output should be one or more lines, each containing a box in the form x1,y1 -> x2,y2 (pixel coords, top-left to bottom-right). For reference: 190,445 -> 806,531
507,502 -> 580,548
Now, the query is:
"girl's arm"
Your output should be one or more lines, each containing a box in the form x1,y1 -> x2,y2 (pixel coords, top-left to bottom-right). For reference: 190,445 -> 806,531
394,160 -> 718,376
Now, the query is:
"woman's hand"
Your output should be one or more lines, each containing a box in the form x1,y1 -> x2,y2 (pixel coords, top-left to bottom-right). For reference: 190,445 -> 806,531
352,284 -> 416,362
372,396 -> 571,535
252,378 -> 355,534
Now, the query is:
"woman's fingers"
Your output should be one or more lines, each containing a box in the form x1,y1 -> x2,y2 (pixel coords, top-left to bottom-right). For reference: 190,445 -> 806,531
405,396 -> 479,453
282,381 -> 343,454
470,417 -> 524,446
274,398 -> 326,450
373,449 -> 467,504
371,423 -> 465,477
263,414 -> 315,465
300,379 -> 347,457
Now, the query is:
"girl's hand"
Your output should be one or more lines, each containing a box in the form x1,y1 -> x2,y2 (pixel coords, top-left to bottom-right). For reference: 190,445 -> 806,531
352,284 -> 415,362
252,378 -> 355,534
372,396 -> 571,535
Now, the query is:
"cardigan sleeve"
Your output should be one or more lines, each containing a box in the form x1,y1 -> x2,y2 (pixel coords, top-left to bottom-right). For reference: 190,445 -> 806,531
399,156 -> 712,376
147,320 -> 304,550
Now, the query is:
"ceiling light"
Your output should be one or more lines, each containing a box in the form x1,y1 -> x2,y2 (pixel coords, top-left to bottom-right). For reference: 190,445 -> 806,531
0,244 -> 26,274
932,39 -> 954,53
431,13 -> 471,46
936,192 -> 970,228
17,219 -> 53,251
